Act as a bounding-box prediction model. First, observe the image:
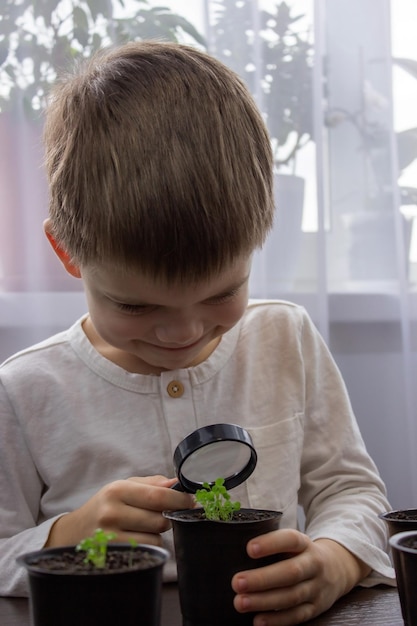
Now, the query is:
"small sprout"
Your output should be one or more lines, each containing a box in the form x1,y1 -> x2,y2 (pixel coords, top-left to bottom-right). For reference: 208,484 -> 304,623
128,538 -> 138,568
195,477 -> 241,522
76,528 -> 116,569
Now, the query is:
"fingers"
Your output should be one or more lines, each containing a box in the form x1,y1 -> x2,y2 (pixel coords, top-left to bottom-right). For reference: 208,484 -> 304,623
231,530 -> 318,623
233,555 -> 315,601
231,531 -> 351,625
108,530 -> 164,548
251,603 -> 317,626
127,475 -> 177,489
92,477 -> 194,534
233,576 -> 313,613
123,477 -> 194,513
246,528 -> 309,560
233,558 -> 319,626
46,475 -> 193,548
232,530 -> 311,592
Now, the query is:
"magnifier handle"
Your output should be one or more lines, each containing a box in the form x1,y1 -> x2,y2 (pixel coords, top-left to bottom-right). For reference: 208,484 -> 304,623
170,481 -> 184,491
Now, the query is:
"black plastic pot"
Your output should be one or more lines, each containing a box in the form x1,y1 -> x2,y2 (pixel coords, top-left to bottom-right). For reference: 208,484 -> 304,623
163,508 -> 282,626
17,543 -> 168,626
389,531 -> 417,626
379,509 -> 417,538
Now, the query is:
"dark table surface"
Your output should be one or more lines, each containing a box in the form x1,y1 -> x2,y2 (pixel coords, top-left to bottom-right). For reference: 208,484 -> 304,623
0,583 -> 402,625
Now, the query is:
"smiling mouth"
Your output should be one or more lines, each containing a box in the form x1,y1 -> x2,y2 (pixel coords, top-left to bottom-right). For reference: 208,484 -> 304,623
152,339 -> 202,352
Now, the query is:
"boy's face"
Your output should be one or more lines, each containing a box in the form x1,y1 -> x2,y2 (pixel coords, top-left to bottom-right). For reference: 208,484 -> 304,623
80,255 -> 252,374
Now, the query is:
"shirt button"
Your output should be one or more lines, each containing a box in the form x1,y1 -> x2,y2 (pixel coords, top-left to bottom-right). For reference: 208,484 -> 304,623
167,380 -> 184,398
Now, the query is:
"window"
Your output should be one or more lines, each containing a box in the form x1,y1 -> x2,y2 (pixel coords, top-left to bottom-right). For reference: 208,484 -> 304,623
0,0 -> 416,505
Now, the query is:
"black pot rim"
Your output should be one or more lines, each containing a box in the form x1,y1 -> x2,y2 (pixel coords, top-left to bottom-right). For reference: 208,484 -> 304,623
163,507 -> 282,524
379,508 -> 417,521
17,543 -> 169,575
389,530 -> 417,553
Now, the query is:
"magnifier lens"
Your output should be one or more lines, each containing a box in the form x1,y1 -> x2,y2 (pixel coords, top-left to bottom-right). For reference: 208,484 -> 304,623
173,424 -> 257,492
180,440 -> 252,485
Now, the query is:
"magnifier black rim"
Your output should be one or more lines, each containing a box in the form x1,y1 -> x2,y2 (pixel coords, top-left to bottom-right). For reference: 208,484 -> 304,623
173,423 -> 257,493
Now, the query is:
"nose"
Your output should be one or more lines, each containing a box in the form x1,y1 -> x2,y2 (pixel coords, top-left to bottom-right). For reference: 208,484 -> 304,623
154,312 -> 204,346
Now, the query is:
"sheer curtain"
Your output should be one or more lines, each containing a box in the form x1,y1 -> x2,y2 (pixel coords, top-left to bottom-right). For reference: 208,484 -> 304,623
0,0 -> 416,507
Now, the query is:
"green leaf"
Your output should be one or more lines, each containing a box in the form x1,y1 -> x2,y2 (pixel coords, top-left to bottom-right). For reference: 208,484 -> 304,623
73,6 -> 90,32
1,0 -> 207,115
91,32 -> 103,51
0,43 -> 10,66
195,477 -> 240,521
73,27 -> 90,48
86,0 -> 112,21
76,528 -> 117,569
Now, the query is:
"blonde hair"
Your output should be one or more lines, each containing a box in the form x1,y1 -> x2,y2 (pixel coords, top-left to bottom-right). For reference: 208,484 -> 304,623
44,41 -> 274,281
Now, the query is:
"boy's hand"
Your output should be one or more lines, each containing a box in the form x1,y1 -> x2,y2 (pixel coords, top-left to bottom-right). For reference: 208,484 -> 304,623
45,475 -> 194,548
232,529 -> 371,625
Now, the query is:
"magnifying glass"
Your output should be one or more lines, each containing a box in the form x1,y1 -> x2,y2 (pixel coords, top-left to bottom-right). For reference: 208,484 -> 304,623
172,423 -> 257,493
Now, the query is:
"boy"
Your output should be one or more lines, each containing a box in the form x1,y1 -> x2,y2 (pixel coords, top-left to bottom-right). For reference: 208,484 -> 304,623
0,41 -> 394,624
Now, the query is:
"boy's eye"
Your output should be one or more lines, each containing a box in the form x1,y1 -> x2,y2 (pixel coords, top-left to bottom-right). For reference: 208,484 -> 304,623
207,288 -> 239,305
115,302 -> 152,314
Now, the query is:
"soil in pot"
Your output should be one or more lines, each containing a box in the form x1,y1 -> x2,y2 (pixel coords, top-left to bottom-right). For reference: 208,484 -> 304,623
18,544 -> 168,626
379,509 -> 417,537
400,536 -> 417,550
28,547 -> 162,573
174,508 -> 277,522
164,507 -> 282,626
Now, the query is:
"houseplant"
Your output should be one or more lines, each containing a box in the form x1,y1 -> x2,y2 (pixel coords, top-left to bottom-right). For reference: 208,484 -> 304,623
17,528 -> 169,626
325,58 -> 417,281
0,0 -> 205,290
209,0 -> 313,293
389,530 -> 417,626
164,479 -> 283,626
210,0 -> 313,172
0,0 -> 205,115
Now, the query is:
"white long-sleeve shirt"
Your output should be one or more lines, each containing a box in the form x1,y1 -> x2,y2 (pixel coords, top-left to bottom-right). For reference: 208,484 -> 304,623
0,300 -> 395,596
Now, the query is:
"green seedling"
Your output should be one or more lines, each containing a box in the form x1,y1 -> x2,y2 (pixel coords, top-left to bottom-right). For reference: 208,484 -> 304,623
195,477 -> 241,522
128,537 -> 138,568
76,528 -> 117,569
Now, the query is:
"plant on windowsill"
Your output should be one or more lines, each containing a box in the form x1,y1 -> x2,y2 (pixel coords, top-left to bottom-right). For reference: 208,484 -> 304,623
208,1 -> 313,292
164,478 -> 282,626
0,0 -> 205,116
210,0 -> 313,174
324,59 -> 417,212
324,58 -> 417,280
17,528 -> 169,626
0,0 -> 206,290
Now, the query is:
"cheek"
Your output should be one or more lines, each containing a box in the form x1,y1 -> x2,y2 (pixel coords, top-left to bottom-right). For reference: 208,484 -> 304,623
90,306 -> 146,341
216,295 -> 248,328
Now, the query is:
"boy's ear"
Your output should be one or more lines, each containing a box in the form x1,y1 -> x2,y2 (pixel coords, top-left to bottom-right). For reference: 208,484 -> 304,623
43,218 -> 81,278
